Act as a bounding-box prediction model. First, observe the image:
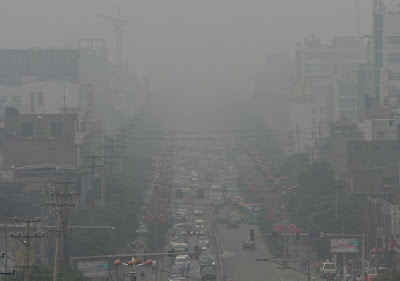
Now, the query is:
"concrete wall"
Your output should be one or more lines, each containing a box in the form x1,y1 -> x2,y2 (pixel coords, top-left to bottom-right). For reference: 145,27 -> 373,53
4,108 -> 77,139
1,139 -> 77,168
0,80 -> 79,115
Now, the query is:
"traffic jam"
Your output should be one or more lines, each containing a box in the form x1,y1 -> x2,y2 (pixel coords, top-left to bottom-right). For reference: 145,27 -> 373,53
160,143 -> 258,281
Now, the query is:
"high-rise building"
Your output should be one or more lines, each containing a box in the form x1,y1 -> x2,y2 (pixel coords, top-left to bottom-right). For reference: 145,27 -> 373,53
290,35 -> 365,152
373,0 -> 400,107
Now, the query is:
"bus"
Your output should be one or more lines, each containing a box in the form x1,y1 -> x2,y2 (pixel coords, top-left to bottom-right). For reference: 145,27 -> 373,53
175,188 -> 191,205
169,242 -> 189,264
237,202 -> 260,224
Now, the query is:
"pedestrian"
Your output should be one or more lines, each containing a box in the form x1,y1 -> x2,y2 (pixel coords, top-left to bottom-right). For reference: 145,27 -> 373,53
315,261 -> 320,273
355,275 -> 360,281
327,272 -> 331,281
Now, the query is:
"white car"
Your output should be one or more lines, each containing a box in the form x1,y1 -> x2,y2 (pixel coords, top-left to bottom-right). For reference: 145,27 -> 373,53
175,254 -> 190,270
193,208 -> 204,216
198,236 -> 210,247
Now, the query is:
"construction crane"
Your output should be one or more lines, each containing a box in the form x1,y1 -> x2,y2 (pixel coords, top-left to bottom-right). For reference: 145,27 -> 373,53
96,10 -> 127,87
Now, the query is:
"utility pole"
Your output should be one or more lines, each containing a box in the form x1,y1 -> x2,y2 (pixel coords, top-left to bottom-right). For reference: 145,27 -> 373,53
11,217 -> 44,281
317,121 -> 322,161
84,155 -> 102,220
47,181 -> 76,281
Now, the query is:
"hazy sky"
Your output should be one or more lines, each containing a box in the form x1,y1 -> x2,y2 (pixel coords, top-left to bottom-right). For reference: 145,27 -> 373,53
0,0 -> 372,100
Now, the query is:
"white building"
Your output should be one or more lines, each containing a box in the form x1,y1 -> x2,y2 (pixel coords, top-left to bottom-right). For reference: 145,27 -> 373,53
373,1 -> 400,108
359,118 -> 397,140
290,36 -> 365,152
0,44 -> 113,125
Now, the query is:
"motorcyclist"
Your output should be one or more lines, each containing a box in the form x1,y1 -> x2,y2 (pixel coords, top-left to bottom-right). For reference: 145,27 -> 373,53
302,258 -> 307,270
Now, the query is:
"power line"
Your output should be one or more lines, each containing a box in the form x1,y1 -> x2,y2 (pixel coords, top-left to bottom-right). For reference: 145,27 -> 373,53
46,181 -> 76,281
10,217 -> 44,281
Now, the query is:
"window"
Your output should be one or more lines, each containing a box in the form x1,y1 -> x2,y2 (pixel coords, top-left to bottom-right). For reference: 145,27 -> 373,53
37,92 -> 44,106
51,122 -> 63,137
12,95 -> 20,105
388,88 -> 400,97
36,127 -> 45,138
388,36 -> 400,44
388,72 -> 400,81
0,96 -> 7,105
22,123 -> 33,137
388,53 -> 400,64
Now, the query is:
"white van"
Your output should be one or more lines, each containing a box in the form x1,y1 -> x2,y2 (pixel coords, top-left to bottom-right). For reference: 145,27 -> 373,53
320,262 -> 337,278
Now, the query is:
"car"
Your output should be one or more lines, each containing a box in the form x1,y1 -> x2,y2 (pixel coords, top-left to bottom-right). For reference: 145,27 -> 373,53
199,255 -> 215,271
132,237 -> 146,249
177,209 -> 189,217
136,224 -> 148,236
169,277 -> 187,281
242,239 -> 256,250
227,220 -> 239,229
195,242 -> 208,253
170,236 -> 188,245
198,235 -> 210,247
201,267 -> 216,281
172,263 -> 188,277
175,254 -> 190,271
193,208 -> 204,216
193,219 -> 206,235
172,215 -> 188,224
170,266 -> 185,279
229,212 -> 241,222
172,223 -> 192,234
320,262 -> 337,278
195,219 -> 205,228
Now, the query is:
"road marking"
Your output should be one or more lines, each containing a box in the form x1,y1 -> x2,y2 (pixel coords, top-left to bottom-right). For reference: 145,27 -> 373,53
255,227 -> 284,281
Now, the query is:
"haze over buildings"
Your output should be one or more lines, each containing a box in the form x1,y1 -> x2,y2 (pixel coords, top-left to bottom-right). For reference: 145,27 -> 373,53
0,0 -> 372,102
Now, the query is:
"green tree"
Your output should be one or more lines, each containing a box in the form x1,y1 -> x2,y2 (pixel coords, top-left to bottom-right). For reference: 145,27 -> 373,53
287,161 -> 363,235
68,153 -> 152,257
11,263 -> 87,281
374,271 -> 400,281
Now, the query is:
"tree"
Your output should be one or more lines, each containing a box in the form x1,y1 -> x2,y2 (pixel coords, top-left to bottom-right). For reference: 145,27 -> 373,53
11,263 -> 87,281
287,161 -> 363,235
374,271 -> 400,281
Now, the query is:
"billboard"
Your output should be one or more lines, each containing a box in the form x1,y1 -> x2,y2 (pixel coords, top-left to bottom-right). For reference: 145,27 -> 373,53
77,261 -> 109,277
331,239 -> 358,253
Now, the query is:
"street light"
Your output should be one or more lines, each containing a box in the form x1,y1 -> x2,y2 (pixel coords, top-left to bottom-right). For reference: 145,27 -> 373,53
115,258 -> 153,281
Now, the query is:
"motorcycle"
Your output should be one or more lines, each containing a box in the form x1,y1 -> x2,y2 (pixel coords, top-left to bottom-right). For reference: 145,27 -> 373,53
302,260 -> 307,270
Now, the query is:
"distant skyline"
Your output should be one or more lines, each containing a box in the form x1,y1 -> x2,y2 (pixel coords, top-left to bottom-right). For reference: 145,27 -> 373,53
0,0 -> 373,100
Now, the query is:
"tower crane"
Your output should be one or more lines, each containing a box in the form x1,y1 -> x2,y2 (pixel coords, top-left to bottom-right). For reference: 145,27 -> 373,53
96,11 -> 127,87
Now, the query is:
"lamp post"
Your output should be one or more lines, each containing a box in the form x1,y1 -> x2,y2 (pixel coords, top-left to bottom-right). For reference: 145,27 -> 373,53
114,259 -> 122,281
115,258 -> 153,281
